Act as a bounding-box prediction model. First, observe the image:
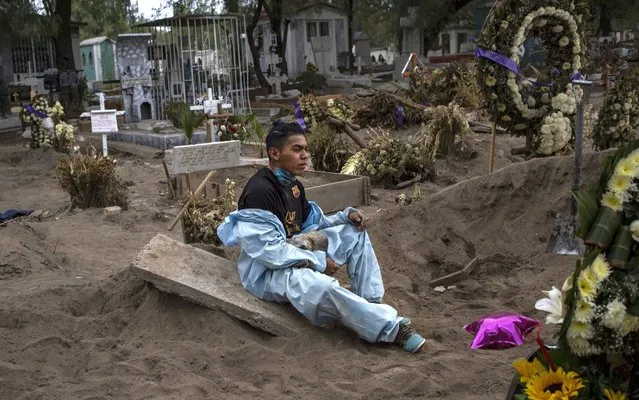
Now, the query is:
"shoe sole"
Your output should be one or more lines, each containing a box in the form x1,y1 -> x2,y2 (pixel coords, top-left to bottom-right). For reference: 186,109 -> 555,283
410,337 -> 426,354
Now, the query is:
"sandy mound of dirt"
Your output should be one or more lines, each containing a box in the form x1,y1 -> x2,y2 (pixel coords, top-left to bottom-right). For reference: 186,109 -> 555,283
0,150 -> 613,399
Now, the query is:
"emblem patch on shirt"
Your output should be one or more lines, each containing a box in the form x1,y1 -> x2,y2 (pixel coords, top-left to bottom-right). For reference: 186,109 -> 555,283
285,211 -> 296,225
284,211 -> 300,236
291,185 -> 300,198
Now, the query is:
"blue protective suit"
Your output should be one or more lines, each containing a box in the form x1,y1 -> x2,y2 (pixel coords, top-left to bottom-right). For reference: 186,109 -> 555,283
217,201 -> 401,343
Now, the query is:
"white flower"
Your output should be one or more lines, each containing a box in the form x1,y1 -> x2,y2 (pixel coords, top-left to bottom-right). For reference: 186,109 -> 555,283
552,25 -> 564,33
630,220 -> 639,241
603,299 -> 627,331
535,286 -> 564,324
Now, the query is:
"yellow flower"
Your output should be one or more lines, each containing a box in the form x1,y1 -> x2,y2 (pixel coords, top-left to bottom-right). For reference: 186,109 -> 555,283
614,159 -> 637,177
485,76 -> 497,87
620,315 -> 639,336
573,300 -> 594,323
627,150 -> 639,167
525,367 -> 584,400
512,357 -> 546,383
601,192 -> 623,212
568,320 -> 594,339
608,174 -> 632,195
568,335 -> 600,357
589,255 -> 611,283
577,269 -> 598,301
604,388 -> 627,400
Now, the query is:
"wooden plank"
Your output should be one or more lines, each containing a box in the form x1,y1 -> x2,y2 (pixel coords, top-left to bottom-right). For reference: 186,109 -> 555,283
306,177 -> 369,213
130,234 -> 308,337
173,166 -> 371,213
429,258 -> 479,287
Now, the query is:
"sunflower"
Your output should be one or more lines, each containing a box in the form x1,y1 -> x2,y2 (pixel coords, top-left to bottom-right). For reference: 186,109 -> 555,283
512,357 -> 546,383
525,368 -> 584,400
604,388 -> 627,400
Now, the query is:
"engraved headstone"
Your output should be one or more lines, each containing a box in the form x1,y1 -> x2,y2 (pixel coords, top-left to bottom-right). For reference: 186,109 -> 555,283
172,140 -> 241,174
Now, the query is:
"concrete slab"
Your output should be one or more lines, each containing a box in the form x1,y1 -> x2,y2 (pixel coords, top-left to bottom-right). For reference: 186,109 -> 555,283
130,234 -> 308,337
106,130 -> 211,150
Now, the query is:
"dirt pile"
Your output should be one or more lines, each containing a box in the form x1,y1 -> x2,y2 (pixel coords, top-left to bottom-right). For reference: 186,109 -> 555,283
0,148 -> 613,399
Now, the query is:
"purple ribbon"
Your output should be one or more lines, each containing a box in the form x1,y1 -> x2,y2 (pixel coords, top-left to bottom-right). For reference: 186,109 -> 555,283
25,104 -> 48,119
395,105 -> 405,128
475,47 -> 520,75
570,71 -> 584,81
423,100 -> 430,107
475,47 -> 557,87
292,101 -> 307,132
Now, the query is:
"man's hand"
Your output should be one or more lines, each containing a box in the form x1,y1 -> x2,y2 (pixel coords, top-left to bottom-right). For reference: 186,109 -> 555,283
324,258 -> 339,276
348,209 -> 367,230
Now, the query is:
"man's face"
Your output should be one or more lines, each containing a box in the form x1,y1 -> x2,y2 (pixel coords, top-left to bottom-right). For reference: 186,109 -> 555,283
270,134 -> 309,176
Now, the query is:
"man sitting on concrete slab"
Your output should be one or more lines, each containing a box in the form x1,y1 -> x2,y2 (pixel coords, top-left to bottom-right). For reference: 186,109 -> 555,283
217,121 -> 425,353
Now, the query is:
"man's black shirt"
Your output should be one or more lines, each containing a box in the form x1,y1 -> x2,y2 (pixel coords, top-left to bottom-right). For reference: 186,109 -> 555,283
238,167 -> 311,238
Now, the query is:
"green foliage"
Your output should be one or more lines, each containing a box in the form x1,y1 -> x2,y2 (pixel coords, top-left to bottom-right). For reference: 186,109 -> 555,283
592,68 -> 639,151
104,98 -> 123,111
407,62 -> 483,109
55,146 -> 129,210
349,129 -> 434,187
182,179 -> 237,245
165,102 -> 190,128
181,111 -> 206,144
416,104 -> 471,161
78,77 -> 89,104
573,185 -> 600,238
245,114 -> 266,157
294,71 -> 327,94
72,0 -> 132,40
307,123 -> 354,173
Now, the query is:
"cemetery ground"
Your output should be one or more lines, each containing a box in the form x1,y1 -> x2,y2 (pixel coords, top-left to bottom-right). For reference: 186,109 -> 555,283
0,128 -> 604,399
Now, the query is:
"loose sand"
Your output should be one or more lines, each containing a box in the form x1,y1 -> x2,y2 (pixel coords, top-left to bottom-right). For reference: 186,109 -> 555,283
0,132 -> 607,399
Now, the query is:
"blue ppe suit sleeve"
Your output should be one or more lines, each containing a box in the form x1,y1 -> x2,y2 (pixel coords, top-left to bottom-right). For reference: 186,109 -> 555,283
302,201 -> 357,232
236,219 -> 327,272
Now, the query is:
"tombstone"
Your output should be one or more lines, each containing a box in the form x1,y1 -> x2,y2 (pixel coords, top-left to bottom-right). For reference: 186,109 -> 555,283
171,140 -> 243,198
172,140 -> 242,175
116,33 -> 155,123
353,31 -> 372,67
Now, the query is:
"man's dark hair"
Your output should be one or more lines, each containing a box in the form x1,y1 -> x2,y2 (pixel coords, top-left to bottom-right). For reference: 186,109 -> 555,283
265,120 -> 305,159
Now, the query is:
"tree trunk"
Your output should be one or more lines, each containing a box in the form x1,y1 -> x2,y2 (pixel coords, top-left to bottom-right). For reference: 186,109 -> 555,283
225,0 -> 239,13
274,21 -> 289,76
598,6 -> 613,36
54,0 -> 75,71
246,0 -> 271,92
396,6 -> 403,53
264,0 -> 289,76
346,0 -> 354,70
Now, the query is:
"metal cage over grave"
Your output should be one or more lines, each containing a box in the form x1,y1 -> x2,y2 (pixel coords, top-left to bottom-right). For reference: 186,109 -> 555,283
133,14 -> 251,120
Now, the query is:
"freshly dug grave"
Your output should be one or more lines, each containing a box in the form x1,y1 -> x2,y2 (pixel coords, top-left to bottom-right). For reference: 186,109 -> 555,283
0,139 -> 612,399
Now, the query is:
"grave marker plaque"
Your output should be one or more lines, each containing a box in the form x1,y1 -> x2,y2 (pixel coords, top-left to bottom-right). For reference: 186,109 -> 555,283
172,140 -> 241,174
